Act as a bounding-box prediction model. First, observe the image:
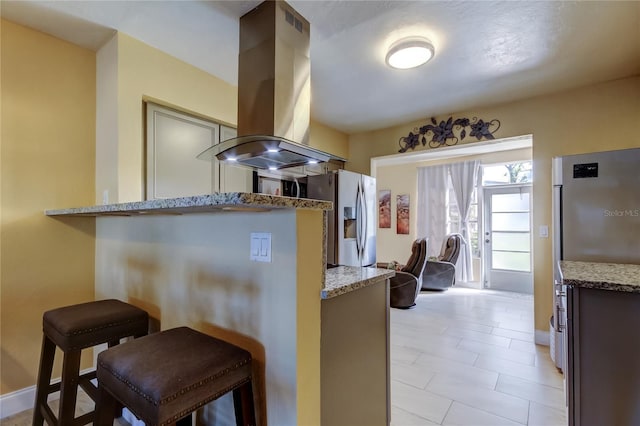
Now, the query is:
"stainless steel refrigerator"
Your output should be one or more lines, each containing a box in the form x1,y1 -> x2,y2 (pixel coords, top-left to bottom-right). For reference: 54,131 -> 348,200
552,147 -> 640,421
307,170 -> 376,267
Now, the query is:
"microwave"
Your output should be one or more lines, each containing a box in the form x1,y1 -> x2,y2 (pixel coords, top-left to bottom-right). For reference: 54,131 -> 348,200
253,172 -> 308,198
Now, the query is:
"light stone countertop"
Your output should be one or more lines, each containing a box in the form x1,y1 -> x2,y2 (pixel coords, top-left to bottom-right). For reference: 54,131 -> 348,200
560,261 -> 640,294
45,193 -> 332,216
322,266 -> 395,299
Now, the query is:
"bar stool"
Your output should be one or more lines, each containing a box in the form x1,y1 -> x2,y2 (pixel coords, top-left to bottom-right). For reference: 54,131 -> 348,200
96,326 -> 256,426
33,299 -> 149,426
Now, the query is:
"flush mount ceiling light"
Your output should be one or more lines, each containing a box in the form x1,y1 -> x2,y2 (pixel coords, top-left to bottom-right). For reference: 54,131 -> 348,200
385,37 -> 435,69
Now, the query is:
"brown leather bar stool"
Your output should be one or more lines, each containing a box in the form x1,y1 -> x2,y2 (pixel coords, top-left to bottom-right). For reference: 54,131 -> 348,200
96,326 -> 256,426
33,299 -> 149,426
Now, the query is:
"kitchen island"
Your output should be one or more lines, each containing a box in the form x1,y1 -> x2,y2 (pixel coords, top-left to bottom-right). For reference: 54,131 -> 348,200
47,193 -> 394,426
560,261 -> 640,426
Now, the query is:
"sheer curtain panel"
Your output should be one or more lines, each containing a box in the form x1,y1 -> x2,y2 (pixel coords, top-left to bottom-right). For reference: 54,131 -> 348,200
417,165 -> 449,258
448,160 -> 480,282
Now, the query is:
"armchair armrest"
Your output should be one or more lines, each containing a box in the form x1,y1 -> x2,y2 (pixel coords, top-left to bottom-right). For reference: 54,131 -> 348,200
390,271 -> 418,288
422,260 -> 455,290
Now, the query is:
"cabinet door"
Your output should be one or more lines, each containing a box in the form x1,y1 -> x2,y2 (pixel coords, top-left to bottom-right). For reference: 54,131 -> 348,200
219,126 -> 253,192
146,103 -> 219,199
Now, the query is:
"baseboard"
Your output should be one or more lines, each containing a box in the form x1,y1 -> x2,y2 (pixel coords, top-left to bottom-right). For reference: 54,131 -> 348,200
0,368 -> 94,419
0,385 -> 37,419
535,329 -> 550,346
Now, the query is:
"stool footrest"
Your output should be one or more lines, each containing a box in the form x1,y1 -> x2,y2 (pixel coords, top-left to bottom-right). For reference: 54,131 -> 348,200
40,403 -> 56,426
78,373 -> 99,403
72,410 -> 94,426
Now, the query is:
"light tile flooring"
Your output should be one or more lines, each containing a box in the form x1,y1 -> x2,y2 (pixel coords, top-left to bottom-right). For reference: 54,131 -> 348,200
3,287 -> 565,426
391,287 -> 567,426
0,391 -> 130,426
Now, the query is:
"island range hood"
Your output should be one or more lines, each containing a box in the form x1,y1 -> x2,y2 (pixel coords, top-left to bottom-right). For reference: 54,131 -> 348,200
197,0 -> 344,170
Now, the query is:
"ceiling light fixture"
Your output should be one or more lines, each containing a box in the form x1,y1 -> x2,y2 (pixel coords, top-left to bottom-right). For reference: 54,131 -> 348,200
385,37 -> 435,70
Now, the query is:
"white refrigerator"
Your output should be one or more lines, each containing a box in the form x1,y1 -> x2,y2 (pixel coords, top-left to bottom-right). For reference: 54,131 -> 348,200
307,170 -> 376,267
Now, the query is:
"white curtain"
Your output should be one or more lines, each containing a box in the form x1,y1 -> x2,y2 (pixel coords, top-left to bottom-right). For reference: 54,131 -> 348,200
417,165 -> 449,258
448,160 -> 480,282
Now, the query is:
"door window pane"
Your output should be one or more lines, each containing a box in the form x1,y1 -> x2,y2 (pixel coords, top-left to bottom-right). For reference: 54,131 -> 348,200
482,162 -> 532,186
492,212 -> 530,231
491,193 -> 530,212
492,232 -> 530,252
492,251 -> 531,272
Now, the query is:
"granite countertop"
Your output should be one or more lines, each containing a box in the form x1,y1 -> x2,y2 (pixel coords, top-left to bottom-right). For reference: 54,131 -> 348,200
45,193 -> 333,216
560,261 -> 640,294
322,266 -> 395,299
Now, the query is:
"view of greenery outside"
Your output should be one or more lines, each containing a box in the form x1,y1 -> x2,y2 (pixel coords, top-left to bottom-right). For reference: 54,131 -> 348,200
482,161 -> 532,186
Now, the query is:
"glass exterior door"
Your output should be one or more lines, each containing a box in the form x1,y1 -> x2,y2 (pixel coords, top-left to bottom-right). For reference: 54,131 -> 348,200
483,186 -> 533,293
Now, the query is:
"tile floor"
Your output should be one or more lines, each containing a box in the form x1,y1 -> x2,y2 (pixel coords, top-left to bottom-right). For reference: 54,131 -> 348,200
0,391 -> 130,425
391,287 -> 567,426
2,287 -> 565,426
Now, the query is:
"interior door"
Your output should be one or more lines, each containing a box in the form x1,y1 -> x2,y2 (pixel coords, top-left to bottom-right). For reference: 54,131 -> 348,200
146,103 -> 219,199
219,125 -> 253,192
483,185 -> 533,293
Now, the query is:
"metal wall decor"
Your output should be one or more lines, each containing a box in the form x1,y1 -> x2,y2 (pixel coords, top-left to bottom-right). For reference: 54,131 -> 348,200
398,116 -> 501,153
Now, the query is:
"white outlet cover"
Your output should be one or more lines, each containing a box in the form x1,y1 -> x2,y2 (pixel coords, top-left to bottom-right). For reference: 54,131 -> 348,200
539,225 -> 549,238
250,232 -> 272,262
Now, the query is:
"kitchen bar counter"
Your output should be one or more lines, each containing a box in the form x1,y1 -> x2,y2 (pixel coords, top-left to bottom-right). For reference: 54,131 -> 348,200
46,193 -> 392,424
45,192 -> 332,216
560,260 -> 640,293
47,194 -> 395,300
322,266 -> 394,299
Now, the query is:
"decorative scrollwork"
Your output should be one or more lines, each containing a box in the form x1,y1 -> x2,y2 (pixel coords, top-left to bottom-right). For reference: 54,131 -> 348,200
398,116 -> 501,153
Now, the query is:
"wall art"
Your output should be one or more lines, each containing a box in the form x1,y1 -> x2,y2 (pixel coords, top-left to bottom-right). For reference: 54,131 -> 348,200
378,190 -> 391,228
396,194 -> 410,235
398,116 -> 501,153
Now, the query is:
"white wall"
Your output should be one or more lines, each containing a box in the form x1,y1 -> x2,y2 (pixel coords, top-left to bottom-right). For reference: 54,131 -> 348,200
96,210 -> 302,425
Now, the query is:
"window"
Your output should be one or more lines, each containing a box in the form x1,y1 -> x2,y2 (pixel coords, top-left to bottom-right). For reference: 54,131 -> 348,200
482,161 -> 532,186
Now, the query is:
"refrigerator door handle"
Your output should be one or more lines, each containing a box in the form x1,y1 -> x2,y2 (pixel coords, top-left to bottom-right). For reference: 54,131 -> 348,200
355,182 -> 362,257
293,178 -> 300,198
361,182 -> 368,256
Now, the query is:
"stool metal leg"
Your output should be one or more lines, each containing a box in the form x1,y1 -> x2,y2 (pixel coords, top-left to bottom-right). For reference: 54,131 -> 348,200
233,380 -> 256,426
32,335 -> 56,426
57,349 -> 82,425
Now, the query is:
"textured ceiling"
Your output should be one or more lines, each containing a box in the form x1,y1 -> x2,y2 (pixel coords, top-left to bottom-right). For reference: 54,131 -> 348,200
2,0 -> 639,134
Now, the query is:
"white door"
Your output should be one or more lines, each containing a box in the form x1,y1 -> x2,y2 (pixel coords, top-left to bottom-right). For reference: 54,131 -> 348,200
483,185 -> 533,293
219,125 -> 253,193
146,103 -> 219,199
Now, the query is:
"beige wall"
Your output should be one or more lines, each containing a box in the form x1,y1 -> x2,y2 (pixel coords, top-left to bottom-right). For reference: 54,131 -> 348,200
310,120 -> 349,160
375,148 -> 532,264
98,33 -> 237,202
351,76 -> 640,333
1,20 -> 96,393
100,33 -> 349,203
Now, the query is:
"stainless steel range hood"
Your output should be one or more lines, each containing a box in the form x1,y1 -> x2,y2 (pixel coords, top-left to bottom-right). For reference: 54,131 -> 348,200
197,0 -> 344,169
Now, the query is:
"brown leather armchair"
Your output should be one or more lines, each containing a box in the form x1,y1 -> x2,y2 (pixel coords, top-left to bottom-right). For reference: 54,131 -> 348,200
389,238 -> 428,309
422,233 -> 462,290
